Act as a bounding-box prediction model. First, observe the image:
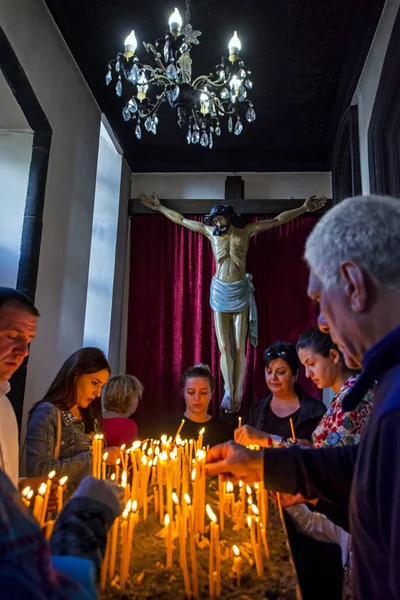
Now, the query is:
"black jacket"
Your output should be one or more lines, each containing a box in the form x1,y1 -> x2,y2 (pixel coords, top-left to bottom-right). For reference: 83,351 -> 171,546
262,325 -> 400,600
245,388 -> 326,441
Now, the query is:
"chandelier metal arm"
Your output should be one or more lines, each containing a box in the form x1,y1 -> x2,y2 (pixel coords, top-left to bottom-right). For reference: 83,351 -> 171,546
192,75 -> 226,88
143,42 -> 167,73
138,92 -> 168,119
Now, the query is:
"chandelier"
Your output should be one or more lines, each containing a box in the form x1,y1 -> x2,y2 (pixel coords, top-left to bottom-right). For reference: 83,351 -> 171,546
105,2 -> 256,149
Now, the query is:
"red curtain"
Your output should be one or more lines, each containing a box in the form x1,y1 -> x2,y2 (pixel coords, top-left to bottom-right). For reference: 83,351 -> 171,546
127,214 -> 321,433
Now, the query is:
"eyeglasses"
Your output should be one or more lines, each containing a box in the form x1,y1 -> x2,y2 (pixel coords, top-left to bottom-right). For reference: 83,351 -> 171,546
264,349 -> 290,359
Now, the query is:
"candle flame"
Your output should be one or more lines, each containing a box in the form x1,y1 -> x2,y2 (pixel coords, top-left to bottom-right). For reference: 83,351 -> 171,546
27,490 -> 34,500
176,434 -> 182,445
122,508 -> 129,519
126,499 -> 132,511
191,467 -> 197,481
164,514 -> 170,526
233,544 -> 240,557
251,504 -> 259,515
22,486 -> 31,496
142,442 -> 148,452
94,434 -> 100,440
153,456 -> 158,465
155,446 -> 160,456
59,476 -> 68,486
147,447 -> 153,456
238,480 -> 243,488
111,473 -> 116,481
198,427 -> 205,436
48,470 -> 56,479
206,504 -> 217,523
246,485 -> 252,495
247,497 -> 253,505
161,435 -> 167,445
116,458 -> 121,465
148,459 -> 153,467
254,482 -> 259,489
196,449 -> 206,460
141,455 -> 147,465
172,491 -> 180,505
246,515 -> 252,528
189,439 -> 193,445
132,500 -> 138,512
103,452 -> 108,461
226,481 -> 234,493
184,493 -> 191,505
132,441 -> 141,450
160,451 -> 168,462
121,470 -> 127,486
120,444 -> 126,451
38,483 -> 47,495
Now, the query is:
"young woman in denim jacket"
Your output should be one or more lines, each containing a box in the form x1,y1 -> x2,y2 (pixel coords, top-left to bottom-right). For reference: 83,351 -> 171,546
26,347 -> 120,490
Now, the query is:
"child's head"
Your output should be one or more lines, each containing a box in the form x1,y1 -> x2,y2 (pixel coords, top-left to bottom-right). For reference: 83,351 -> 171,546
103,374 -> 144,417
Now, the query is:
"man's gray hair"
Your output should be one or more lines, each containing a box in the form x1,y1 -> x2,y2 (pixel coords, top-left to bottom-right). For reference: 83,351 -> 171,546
305,195 -> 400,292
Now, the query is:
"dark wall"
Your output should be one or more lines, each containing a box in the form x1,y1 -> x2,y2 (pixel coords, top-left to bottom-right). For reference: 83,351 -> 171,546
369,8 -> 400,197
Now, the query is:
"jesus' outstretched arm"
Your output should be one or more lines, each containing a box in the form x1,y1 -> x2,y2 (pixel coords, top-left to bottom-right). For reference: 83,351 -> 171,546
247,195 -> 327,236
139,193 -> 210,236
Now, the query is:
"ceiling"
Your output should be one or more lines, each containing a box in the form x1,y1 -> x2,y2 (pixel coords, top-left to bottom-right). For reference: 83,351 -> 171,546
0,71 -> 31,131
44,0 -> 384,173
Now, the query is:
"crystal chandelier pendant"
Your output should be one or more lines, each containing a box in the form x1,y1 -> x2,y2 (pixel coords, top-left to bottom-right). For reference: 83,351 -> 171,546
166,63 -> 178,80
187,128 -> 192,144
145,117 -> 153,132
122,106 -> 131,121
135,122 -> 142,139
228,117 -> 233,133
234,118 -> 243,135
209,132 -> 213,149
115,78 -> 122,97
191,130 -> 200,144
200,131 -> 209,147
245,79 -> 253,89
246,107 -> 256,122
128,98 -> 138,113
105,70 -> 112,85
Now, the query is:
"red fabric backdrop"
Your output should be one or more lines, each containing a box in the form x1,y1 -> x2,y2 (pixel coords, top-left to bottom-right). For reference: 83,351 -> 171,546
127,214 -> 321,433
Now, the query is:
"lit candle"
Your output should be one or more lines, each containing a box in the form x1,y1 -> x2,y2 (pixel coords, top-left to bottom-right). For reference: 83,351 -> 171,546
33,482 -> 46,523
188,502 -> 199,599
173,418 -> 185,442
57,475 -> 68,513
115,458 -> 121,483
198,427 -> 205,450
21,486 -> 31,507
206,504 -> 220,598
238,416 -> 242,428
119,508 -> 129,588
164,513 -> 173,568
92,434 -> 99,477
41,470 -> 56,526
102,452 -> 108,480
232,545 -> 242,586
225,480 -> 234,517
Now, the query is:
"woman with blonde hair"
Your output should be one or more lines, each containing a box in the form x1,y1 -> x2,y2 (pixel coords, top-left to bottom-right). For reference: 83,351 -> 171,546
102,374 -> 143,446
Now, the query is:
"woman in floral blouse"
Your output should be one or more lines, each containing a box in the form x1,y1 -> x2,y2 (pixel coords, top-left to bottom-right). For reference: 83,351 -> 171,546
296,326 -> 374,448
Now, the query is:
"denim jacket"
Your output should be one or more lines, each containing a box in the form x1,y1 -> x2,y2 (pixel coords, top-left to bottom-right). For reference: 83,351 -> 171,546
26,402 -> 93,489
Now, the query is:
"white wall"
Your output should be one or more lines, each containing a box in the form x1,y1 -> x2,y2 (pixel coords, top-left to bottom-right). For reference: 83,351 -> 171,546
83,123 -> 122,355
0,131 -> 32,286
131,172 -> 332,200
0,0 -> 131,442
352,0 -> 400,193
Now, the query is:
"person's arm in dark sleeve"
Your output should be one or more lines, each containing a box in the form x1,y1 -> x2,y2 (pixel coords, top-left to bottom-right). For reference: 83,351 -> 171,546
375,411 -> 400,597
263,444 -> 357,505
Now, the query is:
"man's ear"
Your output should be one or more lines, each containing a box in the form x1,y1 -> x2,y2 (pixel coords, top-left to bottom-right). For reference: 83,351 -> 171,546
339,261 -> 368,313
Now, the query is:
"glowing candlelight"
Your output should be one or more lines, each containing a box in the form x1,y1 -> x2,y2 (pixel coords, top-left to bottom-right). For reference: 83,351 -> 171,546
174,418 -> 185,442
57,475 -> 68,513
232,545 -> 242,586
102,452 -> 108,480
33,482 -> 47,523
164,513 -> 173,568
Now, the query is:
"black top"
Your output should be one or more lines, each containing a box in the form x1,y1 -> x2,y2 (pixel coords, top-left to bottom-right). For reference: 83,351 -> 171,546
262,325 -> 400,600
154,413 -> 234,448
244,389 -> 326,441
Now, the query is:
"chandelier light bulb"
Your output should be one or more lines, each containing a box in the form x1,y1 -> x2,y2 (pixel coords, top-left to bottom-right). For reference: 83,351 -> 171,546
228,31 -> 241,56
169,7 -> 183,33
124,30 -> 138,55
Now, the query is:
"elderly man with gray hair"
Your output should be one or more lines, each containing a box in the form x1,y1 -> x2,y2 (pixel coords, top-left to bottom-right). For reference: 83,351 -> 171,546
206,195 -> 400,600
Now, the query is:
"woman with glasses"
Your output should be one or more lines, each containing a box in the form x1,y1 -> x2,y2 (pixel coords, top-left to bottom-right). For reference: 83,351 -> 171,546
235,341 -> 326,447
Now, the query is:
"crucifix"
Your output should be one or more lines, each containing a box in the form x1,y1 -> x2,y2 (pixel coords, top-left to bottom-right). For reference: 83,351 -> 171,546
138,178 -> 326,413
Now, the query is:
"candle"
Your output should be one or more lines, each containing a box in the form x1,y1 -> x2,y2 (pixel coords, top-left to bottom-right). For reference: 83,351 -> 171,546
119,508 -> 129,588
102,452 -> 108,480
174,418 -> 185,442
33,482 -> 46,524
225,480 -> 234,517
21,486 -> 31,507
206,504 -> 220,598
40,470 -> 55,526
232,545 -> 242,586
188,503 -> 199,599
109,516 -> 119,581
289,417 -> 296,439
238,416 -> 242,428
26,489 -> 34,507
57,475 -> 68,513
189,439 -> 194,465
92,434 -> 99,477
260,522 -> 270,559
115,458 -> 121,483
45,519 -> 55,541
164,513 -> 173,568
174,493 -> 191,597
198,427 -> 205,451
276,492 -> 284,520
100,531 -> 111,590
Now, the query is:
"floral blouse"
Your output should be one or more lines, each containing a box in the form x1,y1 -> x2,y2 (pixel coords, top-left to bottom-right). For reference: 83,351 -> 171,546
264,376 -> 373,449
311,376 -> 373,448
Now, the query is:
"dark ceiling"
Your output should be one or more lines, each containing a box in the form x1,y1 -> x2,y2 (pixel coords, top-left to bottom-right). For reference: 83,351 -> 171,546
44,0 -> 384,173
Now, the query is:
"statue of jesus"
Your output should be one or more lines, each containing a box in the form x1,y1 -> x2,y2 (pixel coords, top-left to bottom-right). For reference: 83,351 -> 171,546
139,193 -> 326,412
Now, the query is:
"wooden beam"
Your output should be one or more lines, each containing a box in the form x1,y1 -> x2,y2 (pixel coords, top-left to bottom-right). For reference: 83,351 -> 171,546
128,197 -> 332,216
